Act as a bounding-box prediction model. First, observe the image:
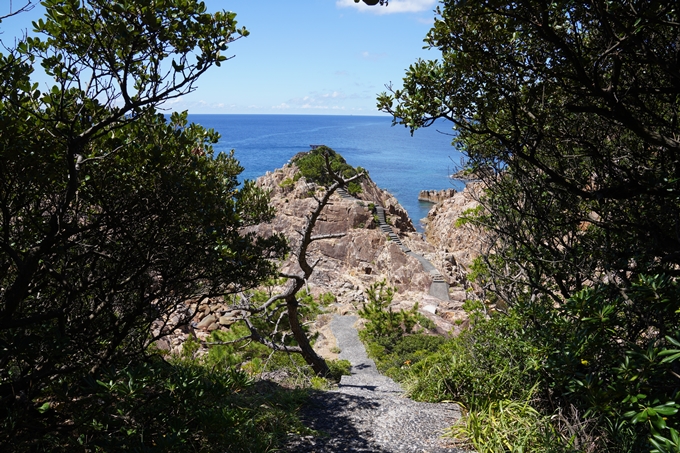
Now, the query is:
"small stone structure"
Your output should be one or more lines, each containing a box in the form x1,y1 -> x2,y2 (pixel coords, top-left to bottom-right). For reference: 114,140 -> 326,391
418,188 -> 457,203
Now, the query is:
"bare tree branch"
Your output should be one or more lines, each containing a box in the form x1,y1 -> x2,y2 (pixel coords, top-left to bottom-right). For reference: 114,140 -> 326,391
1,1 -> 34,21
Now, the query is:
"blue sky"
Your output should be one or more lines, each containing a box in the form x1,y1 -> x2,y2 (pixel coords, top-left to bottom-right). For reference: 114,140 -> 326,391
0,0 -> 441,115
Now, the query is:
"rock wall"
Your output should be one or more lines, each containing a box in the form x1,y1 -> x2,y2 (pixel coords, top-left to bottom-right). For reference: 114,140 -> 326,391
252,166 -> 487,331
254,163 -> 428,297
423,182 -> 484,270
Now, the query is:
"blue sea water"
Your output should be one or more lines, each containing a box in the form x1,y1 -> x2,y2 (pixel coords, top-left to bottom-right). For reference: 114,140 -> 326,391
188,114 -> 464,231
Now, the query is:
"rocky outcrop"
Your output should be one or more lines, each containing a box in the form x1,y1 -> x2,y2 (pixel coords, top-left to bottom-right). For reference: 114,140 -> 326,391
418,188 -> 457,204
155,161 -> 479,356
423,182 -> 484,270
253,163 -> 429,298
252,163 -> 469,334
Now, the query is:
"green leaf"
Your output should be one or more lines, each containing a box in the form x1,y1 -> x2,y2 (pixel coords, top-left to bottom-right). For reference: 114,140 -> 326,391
656,406 -> 679,416
37,402 -> 51,414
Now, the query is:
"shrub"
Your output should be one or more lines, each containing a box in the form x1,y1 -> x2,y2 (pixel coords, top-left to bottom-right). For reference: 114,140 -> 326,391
292,146 -> 363,187
279,177 -> 295,189
347,181 -> 362,195
357,281 -> 442,381
1,355 -> 310,452
447,396 -> 568,453
327,359 -> 352,382
539,275 -> 680,451
405,307 -> 543,405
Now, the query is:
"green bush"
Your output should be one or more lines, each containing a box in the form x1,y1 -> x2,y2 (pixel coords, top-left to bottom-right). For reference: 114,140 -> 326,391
318,292 -> 337,306
279,177 -> 295,189
358,281 -> 430,342
1,355 -> 310,452
447,396 -> 568,453
327,359 -> 352,382
347,181 -> 362,195
410,274 -> 680,452
539,275 -> 680,451
357,281 -> 443,381
291,146 -> 363,188
405,308 -> 543,405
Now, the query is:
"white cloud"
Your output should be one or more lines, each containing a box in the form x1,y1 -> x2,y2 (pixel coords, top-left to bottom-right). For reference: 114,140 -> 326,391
361,51 -> 387,61
285,90 -> 372,108
194,100 -> 229,109
299,104 -> 347,110
336,0 -> 437,14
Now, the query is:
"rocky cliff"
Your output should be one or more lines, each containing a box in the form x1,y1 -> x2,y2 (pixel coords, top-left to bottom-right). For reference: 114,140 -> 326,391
153,161 -> 481,356
254,163 -> 429,300
422,184 -> 484,270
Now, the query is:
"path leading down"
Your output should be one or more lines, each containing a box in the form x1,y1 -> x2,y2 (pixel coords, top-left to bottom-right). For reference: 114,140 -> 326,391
336,188 -> 449,301
285,315 -> 465,452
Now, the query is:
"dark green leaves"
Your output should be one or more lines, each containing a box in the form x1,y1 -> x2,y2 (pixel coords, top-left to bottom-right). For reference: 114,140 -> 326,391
0,2 -> 282,450
379,1 -> 680,449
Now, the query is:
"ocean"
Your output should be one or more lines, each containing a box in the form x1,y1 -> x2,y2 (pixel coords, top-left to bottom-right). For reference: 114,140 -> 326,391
188,114 -> 464,231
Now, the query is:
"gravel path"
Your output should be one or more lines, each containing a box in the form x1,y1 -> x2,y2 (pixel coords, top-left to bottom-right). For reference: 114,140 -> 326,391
285,315 -> 467,452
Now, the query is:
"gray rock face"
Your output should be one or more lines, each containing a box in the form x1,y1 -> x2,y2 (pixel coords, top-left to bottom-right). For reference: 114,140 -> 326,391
252,164 -> 434,298
424,183 -> 484,270
196,314 -> 216,330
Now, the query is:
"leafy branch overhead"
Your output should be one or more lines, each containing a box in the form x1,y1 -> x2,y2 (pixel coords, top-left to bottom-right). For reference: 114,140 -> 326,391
0,1 -> 286,450
21,0 -> 248,144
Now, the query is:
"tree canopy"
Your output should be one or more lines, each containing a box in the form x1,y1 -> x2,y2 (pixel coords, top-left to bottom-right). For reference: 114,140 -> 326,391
379,0 -> 680,449
0,1 -> 286,447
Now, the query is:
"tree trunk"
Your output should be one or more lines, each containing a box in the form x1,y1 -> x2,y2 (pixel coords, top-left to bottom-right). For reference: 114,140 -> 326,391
286,296 -> 331,377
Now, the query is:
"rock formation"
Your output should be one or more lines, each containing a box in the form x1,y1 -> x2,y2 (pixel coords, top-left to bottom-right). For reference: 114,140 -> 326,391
254,162 -> 430,300
422,183 -> 484,270
418,188 -> 457,204
153,160 -> 480,356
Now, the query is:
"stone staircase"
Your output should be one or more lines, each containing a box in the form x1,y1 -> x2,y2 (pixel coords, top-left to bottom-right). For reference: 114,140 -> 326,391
336,187 -> 449,301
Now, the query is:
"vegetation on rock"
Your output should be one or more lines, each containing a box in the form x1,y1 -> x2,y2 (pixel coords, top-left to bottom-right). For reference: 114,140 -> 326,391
211,150 -> 365,378
293,145 -> 365,195
358,281 -> 443,382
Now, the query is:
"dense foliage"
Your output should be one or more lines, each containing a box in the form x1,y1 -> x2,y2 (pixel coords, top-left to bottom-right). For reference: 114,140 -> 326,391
0,1 -> 289,449
3,354 -> 310,452
358,281 -> 443,382
292,145 -> 365,195
378,0 -> 680,450
218,286 -> 350,382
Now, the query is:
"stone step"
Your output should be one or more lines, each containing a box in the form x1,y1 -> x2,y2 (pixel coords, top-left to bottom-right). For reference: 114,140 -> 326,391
331,191 -> 450,301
